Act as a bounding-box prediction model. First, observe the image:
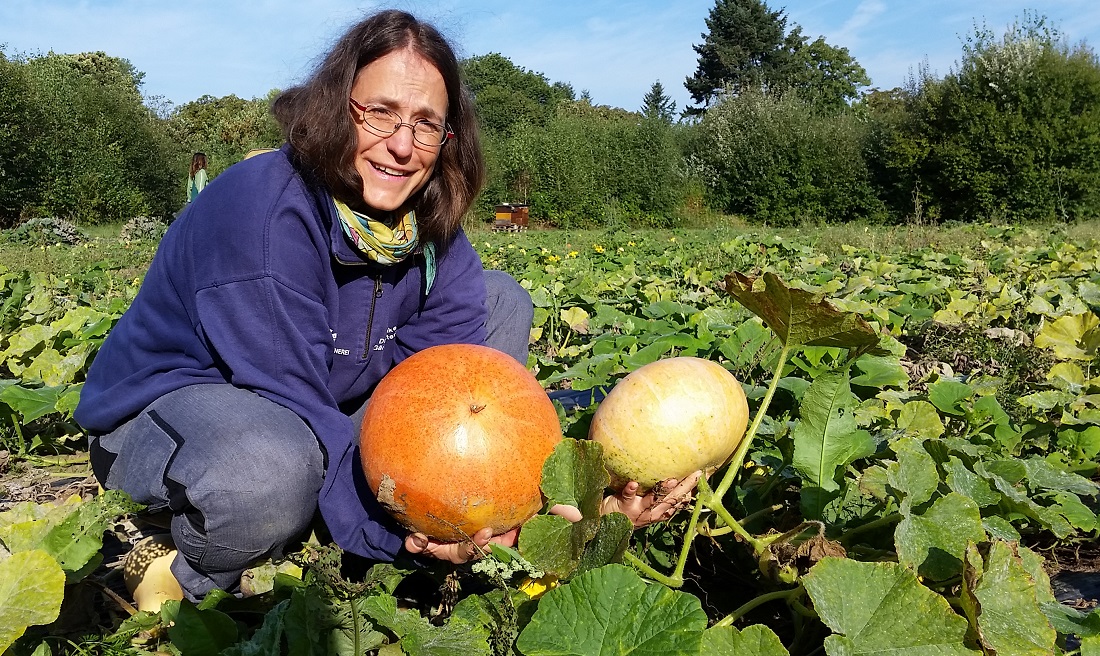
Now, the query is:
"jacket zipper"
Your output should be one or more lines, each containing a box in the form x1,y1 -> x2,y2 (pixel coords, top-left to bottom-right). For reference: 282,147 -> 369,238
363,276 -> 383,358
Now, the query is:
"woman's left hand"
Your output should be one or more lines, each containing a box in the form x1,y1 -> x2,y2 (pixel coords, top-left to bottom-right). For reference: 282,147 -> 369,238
549,470 -> 703,528
404,526 -> 519,564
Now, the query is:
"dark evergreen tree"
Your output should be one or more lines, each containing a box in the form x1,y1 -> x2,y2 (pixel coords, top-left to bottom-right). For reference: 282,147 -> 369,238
684,0 -> 795,111
641,81 -> 677,122
685,0 -> 869,113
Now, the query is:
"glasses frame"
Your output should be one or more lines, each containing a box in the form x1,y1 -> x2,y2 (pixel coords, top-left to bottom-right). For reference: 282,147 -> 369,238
348,98 -> 454,147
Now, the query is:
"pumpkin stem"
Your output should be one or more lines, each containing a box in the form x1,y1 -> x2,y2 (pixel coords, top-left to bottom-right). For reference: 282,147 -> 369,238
470,403 -> 486,413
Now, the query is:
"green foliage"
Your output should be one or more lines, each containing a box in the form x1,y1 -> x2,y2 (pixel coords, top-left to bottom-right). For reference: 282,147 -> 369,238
486,102 -> 685,227
685,0 -> 868,114
462,53 -> 574,135
641,80 -> 677,123
685,0 -> 797,108
166,91 -> 282,179
872,13 -> 1100,223
691,90 -> 885,224
18,51 -> 183,224
0,53 -> 46,227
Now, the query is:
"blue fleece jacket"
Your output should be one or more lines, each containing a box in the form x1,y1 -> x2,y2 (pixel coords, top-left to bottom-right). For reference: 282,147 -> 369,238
75,147 -> 489,560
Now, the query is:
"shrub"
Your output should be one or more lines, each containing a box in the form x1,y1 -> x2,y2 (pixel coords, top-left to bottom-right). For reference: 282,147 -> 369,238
691,89 -> 884,224
3,217 -> 85,246
880,14 -> 1100,222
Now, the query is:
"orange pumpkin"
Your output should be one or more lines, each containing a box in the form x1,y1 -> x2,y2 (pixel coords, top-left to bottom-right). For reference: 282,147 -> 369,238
360,343 -> 562,541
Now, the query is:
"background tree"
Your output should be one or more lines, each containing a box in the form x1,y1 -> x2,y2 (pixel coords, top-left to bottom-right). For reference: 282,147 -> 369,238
166,92 -> 282,177
0,51 -> 46,226
685,0 -> 868,114
684,0 -> 795,110
641,81 -> 677,123
20,51 -> 182,223
878,13 -> 1100,222
787,36 -> 870,112
461,53 -> 574,134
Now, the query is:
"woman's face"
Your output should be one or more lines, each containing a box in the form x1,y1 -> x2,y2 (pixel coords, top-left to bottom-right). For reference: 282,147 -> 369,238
349,48 -> 448,215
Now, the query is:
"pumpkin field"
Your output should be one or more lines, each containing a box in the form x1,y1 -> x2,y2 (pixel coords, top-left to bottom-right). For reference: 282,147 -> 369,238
3,219 -> 1100,655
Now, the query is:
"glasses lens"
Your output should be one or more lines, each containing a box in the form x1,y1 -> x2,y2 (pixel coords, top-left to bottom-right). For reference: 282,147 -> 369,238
412,121 -> 447,146
362,106 -> 400,134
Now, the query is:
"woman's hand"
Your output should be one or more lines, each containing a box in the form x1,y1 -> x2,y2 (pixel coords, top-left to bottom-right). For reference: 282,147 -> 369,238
403,526 -> 519,564
601,471 -> 702,528
549,470 -> 703,528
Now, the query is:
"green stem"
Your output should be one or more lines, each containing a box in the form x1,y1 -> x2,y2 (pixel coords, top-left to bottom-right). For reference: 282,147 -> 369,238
700,504 -> 785,536
698,477 -> 769,555
714,341 -> 792,500
839,512 -> 903,545
670,477 -> 709,584
622,551 -> 683,588
713,585 -> 805,628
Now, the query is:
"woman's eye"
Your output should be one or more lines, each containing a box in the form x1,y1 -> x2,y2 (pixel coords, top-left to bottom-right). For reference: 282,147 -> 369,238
368,107 -> 395,120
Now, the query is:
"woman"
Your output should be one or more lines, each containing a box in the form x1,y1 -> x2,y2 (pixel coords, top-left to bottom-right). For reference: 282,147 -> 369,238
187,152 -> 208,202
77,10 -> 691,602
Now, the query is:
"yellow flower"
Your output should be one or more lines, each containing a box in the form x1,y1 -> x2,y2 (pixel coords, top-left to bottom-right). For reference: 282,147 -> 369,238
668,236 -> 677,243
519,574 -> 560,599
548,255 -> 560,262
593,244 -> 605,253
628,241 -> 636,247
568,251 -> 579,258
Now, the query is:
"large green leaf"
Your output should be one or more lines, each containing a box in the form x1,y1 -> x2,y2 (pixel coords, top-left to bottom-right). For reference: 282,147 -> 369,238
886,437 -> 939,511
515,564 -> 707,656
802,557 -> 976,656
165,600 -> 239,656
521,439 -> 611,578
0,384 -> 62,423
896,492 -> 985,581
0,550 -> 65,653
364,594 -> 491,656
221,599 -> 291,656
791,370 -> 876,495
40,490 -> 143,577
1034,312 -> 1100,360
960,542 -> 1056,656
700,624 -> 790,655
723,271 -> 881,353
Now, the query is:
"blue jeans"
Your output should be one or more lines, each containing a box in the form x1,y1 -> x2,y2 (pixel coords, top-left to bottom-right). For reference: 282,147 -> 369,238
90,270 -> 532,599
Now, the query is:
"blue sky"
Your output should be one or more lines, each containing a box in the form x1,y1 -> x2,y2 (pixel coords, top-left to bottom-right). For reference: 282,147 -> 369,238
3,1 -> 1099,113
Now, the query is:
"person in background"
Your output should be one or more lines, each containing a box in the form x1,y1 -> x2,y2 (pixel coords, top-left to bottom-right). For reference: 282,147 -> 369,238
187,152 -> 208,202
76,9 -> 694,605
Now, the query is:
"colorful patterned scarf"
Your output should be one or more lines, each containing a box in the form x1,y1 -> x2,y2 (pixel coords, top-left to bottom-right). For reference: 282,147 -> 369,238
332,198 -> 436,293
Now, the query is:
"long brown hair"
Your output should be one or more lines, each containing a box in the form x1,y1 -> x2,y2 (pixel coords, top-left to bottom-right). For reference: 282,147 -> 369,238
272,10 -> 484,244
190,152 -> 207,177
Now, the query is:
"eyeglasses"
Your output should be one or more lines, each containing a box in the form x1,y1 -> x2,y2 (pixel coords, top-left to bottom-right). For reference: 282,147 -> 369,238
348,98 -> 453,147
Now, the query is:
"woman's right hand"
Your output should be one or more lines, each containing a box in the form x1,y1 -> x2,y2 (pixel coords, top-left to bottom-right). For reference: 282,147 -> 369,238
404,526 -> 519,564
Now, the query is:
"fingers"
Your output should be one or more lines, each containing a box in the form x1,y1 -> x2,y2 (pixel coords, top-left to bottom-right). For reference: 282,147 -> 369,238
488,527 -> 520,548
620,481 -> 640,500
405,532 -> 430,554
549,503 -> 583,523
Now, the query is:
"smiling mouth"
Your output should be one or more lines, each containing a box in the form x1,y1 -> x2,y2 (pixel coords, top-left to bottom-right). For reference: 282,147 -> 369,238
372,163 -> 411,177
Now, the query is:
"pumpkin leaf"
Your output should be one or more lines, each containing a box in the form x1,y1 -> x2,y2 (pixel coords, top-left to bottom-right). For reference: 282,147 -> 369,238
515,564 -> 707,656
701,624 -> 790,655
960,541 -> 1057,656
896,492 -> 986,581
0,550 -> 66,653
802,557 -> 975,656
723,271 -> 882,355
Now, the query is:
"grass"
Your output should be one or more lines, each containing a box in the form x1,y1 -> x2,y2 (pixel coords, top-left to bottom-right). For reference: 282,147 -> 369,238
6,216 -> 1100,279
